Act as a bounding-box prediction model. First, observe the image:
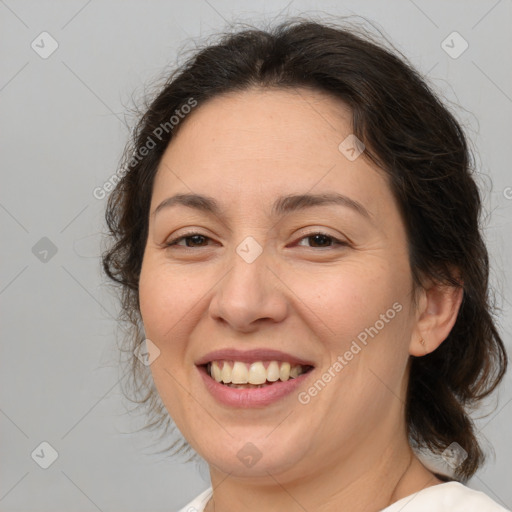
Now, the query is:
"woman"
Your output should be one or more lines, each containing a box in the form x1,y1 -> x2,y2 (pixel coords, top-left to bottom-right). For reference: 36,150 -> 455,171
102,18 -> 509,512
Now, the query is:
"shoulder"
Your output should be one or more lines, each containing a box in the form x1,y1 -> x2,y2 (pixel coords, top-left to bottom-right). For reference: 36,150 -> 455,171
176,487 -> 213,512
383,482 -> 510,512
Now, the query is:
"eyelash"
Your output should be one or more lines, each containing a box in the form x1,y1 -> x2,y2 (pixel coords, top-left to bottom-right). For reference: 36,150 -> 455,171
164,231 -> 348,250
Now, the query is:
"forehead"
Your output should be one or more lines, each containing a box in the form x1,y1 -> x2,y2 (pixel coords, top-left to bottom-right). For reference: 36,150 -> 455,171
151,87 -> 393,218
167,87 -> 352,168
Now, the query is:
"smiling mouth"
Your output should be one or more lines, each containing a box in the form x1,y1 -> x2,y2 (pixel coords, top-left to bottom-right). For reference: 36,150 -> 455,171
202,360 -> 315,388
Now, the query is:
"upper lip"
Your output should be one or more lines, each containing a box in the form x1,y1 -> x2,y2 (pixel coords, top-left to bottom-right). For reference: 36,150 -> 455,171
195,348 -> 315,367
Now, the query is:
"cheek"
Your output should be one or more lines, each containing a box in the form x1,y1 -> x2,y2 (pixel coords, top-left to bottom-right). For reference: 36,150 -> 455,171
295,262 -> 411,434
139,258 -> 194,339
138,259 -> 198,418
292,260 -> 406,345
139,263 -> 194,383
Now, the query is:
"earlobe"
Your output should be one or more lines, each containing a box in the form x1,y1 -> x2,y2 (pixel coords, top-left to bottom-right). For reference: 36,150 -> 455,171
416,337 -> 428,356
409,281 -> 464,357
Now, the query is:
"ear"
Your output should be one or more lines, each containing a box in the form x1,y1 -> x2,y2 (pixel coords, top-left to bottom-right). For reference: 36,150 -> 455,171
409,276 -> 464,357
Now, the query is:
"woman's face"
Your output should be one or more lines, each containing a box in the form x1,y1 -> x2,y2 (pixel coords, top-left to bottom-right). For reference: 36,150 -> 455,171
139,88 -> 419,481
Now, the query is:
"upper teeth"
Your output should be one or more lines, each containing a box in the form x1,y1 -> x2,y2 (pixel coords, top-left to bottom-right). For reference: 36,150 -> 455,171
208,360 -> 306,384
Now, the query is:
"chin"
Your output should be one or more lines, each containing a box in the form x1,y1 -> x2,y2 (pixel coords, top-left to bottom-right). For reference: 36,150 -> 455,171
194,432 -> 311,480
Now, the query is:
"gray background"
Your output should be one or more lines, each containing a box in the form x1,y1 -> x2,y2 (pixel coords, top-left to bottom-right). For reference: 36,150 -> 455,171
1,0 -> 511,510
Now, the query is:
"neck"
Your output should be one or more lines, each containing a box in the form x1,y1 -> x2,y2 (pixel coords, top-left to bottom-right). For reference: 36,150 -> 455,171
204,435 -> 441,512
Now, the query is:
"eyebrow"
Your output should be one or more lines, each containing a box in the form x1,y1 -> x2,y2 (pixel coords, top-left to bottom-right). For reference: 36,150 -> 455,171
153,192 -> 372,221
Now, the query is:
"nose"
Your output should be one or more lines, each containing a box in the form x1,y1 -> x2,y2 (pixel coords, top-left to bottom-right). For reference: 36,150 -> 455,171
208,244 -> 288,333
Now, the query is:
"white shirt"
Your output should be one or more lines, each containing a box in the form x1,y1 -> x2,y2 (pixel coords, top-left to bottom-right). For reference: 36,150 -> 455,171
176,482 -> 510,512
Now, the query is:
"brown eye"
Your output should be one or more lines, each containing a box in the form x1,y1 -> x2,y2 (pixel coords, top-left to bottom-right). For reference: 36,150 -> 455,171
296,232 -> 347,249
166,233 -> 211,248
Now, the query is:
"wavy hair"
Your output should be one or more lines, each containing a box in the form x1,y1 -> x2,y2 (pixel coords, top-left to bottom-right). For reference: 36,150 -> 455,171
102,18 -> 508,480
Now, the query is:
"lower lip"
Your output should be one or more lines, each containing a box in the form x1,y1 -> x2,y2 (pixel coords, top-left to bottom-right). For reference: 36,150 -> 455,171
197,365 -> 313,408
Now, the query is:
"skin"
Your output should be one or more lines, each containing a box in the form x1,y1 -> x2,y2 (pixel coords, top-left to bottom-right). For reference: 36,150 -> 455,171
138,87 -> 463,512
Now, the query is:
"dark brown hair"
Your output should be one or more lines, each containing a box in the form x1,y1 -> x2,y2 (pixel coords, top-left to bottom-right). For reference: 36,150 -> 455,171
102,18 -> 508,481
